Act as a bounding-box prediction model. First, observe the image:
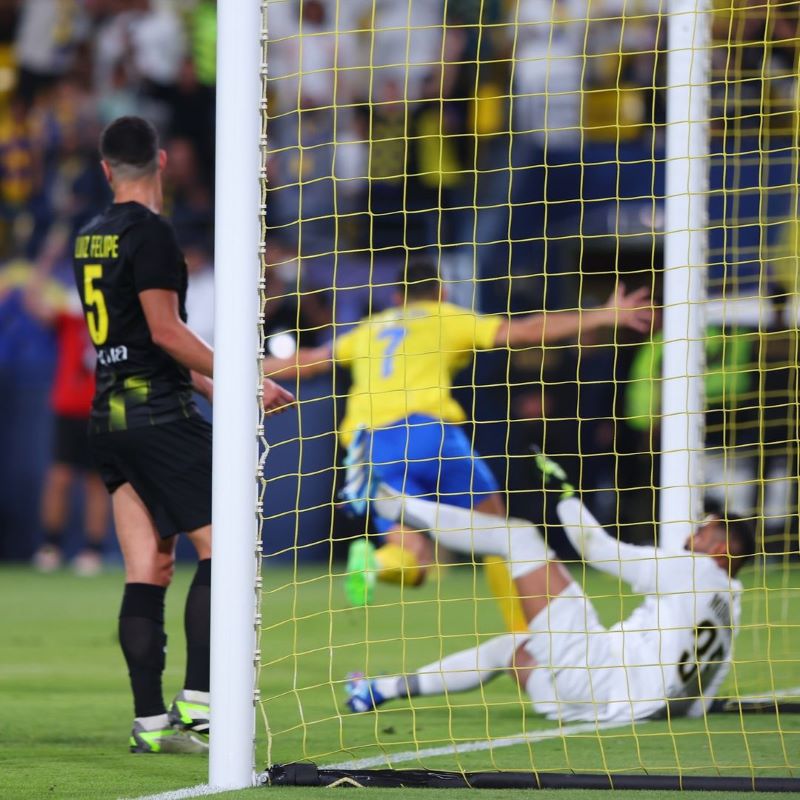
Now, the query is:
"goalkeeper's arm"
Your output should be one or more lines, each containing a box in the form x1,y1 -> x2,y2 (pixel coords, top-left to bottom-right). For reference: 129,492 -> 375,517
263,344 -> 334,381
495,283 -> 652,348
556,497 -> 661,593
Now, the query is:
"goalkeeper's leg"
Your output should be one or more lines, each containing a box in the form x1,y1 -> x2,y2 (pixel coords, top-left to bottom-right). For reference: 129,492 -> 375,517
346,633 -> 524,711
347,560 -> 580,714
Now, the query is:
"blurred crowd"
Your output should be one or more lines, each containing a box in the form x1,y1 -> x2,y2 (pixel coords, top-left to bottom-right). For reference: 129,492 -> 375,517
0,0 -> 798,563
0,0 -> 216,567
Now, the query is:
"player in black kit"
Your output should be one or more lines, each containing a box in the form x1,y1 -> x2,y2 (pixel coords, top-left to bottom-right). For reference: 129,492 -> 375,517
75,117 -> 294,753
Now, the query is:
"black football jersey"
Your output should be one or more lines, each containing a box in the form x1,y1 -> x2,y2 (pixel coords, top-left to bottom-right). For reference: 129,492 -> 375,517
73,201 -> 198,432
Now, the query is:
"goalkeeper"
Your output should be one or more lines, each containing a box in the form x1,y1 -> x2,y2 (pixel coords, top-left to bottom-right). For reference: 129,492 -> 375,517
264,261 -> 651,627
345,455 -> 755,722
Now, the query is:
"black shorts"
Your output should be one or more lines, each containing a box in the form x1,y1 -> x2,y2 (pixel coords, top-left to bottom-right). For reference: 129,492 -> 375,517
53,414 -> 95,471
90,417 -> 212,538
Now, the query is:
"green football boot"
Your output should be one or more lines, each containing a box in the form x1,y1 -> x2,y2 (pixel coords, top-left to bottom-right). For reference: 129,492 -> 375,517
129,718 -> 208,754
168,691 -> 210,739
345,538 -> 378,607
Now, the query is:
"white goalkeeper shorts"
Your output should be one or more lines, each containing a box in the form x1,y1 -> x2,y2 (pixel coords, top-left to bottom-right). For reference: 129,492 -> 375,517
524,582 -> 622,722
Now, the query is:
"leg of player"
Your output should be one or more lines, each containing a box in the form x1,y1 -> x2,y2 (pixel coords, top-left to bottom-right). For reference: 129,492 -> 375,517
33,463 -> 73,572
114,483 -> 206,754
342,425 -> 432,605
346,559 -> 578,714
381,525 -> 432,583
345,524 -> 431,606
346,633 -> 525,712
168,524 -> 211,741
372,487 -> 569,623
476,493 -> 528,634
72,472 -> 109,577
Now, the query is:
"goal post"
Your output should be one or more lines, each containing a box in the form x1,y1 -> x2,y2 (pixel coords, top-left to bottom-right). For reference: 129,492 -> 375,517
209,0 -> 261,789
660,0 -> 711,551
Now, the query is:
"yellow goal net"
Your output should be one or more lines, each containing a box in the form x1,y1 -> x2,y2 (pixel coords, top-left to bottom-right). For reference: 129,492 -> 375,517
255,0 -> 799,789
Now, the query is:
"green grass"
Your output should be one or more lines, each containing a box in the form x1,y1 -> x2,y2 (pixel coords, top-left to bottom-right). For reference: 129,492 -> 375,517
3,562 -> 799,800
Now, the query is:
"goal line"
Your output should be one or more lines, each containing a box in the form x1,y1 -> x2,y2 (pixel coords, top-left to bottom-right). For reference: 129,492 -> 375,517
324,682 -> 800,772
266,685 -> 800,792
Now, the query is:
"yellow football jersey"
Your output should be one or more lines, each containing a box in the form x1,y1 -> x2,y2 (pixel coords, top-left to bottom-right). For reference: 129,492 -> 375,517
333,301 -> 503,443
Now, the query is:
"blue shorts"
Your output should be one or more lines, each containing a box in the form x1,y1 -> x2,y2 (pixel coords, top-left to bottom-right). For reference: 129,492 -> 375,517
367,414 -> 500,533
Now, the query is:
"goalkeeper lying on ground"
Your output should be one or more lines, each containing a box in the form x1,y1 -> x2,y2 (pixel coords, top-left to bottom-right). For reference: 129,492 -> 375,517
264,260 -> 652,632
345,454 -> 755,722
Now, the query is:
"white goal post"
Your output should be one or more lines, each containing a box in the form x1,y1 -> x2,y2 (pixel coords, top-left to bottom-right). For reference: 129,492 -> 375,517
209,0 -> 261,790
660,0 -> 711,550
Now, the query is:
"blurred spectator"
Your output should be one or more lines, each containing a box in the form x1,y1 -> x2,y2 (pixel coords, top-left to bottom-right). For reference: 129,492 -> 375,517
24,267 -> 109,575
163,136 -> 212,244
511,0 -> 586,151
189,0 -> 217,88
356,76 -> 435,256
264,237 -> 326,354
183,234 -> 215,420
183,236 -> 214,346
97,60 -> 140,125
0,92 -> 41,233
711,0 -> 799,134
267,0 -> 339,114
169,57 -> 214,169
625,326 -> 761,517
368,0 -> 444,101
94,0 -> 186,127
29,75 -> 110,254
266,107 -> 338,258
14,0 -> 91,103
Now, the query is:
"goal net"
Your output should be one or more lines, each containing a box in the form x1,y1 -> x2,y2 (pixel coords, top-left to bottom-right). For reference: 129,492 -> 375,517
249,0 -> 799,789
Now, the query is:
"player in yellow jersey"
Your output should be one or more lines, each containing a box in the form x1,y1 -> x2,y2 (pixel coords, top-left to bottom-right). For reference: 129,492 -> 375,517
264,261 -> 651,628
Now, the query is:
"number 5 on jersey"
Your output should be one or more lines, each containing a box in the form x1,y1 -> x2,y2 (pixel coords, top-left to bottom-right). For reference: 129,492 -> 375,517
84,264 -> 109,345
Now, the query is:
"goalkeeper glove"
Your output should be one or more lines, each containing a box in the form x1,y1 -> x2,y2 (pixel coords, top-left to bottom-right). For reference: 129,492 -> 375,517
532,446 -> 575,501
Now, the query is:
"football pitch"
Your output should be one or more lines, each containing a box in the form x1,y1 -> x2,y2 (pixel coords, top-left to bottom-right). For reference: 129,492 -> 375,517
3,562 -> 799,800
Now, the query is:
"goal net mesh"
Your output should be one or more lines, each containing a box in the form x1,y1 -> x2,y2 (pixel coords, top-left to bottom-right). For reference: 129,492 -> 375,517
257,0 -> 799,781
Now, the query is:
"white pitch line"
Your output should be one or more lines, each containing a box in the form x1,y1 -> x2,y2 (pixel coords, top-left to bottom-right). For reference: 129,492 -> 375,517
325,719 -> 629,770
326,684 -> 800,771
733,684 -> 800,702
121,784 -> 224,800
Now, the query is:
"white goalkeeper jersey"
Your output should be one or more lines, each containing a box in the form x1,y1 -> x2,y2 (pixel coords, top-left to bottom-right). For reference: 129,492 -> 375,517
556,498 -> 742,722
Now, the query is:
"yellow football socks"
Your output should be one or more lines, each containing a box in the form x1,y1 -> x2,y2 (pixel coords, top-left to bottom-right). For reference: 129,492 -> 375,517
482,555 -> 528,633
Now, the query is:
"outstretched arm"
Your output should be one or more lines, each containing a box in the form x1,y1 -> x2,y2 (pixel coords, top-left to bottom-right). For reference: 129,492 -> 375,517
556,497 -> 664,593
495,284 -> 652,348
262,344 -> 334,381
141,289 -> 293,414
